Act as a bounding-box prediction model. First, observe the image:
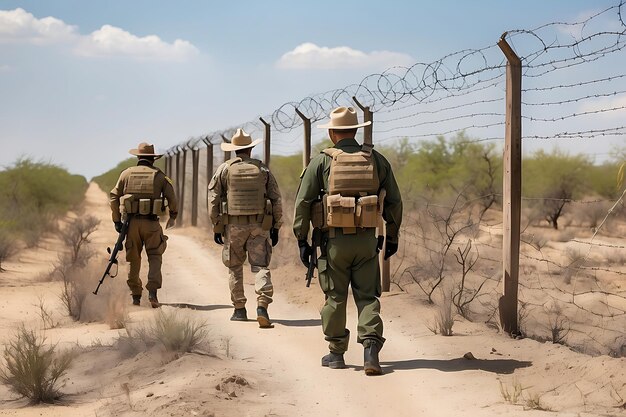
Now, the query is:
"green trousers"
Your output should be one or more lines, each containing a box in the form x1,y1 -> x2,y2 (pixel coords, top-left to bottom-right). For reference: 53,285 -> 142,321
318,228 -> 384,353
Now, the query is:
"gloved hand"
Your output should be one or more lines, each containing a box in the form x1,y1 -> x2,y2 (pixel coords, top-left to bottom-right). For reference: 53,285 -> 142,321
298,240 -> 312,268
270,228 -> 279,247
384,238 -> 398,260
114,221 -> 123,233
214,233 -> 224,245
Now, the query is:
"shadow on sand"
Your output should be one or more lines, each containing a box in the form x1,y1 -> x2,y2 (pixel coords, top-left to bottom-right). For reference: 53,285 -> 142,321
381,357 -> 532,375
272,318 -> 322,327
160,303 -> 232,311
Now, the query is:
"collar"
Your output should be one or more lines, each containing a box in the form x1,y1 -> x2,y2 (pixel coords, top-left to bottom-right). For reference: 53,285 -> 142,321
137,159 -> 154,167
335,138 -> 360,149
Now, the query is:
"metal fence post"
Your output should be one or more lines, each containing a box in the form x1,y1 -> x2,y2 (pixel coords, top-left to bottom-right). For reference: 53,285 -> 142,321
191,142 -> 200,227
202,138 -> 214,182
178,145 -> 188,227
175,147 -> 182,203
353,96 -> 373,146
221,134 -> 231,163
260,117 -> 271,167
295,108 -> 312,168
497,33 -> 522,335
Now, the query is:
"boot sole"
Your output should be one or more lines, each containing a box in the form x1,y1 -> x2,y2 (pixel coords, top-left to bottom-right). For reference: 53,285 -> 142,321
230,317 -> 248,321
257,316 -> 274,328
364,364 -> 382,376
149,299 -> 160,308
321,361 -> 346,369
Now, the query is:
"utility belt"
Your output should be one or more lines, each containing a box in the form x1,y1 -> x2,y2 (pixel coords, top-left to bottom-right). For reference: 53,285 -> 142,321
311,191 -> 384,235
134,214 -> 159,221
120,195 -> 167,216
219,199 -> 273,230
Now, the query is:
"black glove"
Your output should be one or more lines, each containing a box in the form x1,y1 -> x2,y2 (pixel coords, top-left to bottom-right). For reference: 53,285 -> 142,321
298,240 -> 312,268
114,221 -> 123,233
214,233 -> 224,245
270,228 -> 279,247
384,239 -> 398,260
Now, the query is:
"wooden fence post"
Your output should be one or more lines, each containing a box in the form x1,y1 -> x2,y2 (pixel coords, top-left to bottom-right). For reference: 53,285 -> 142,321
497,33 -> 522,335
295,108 -> 312,168
178,145 -> 188,227
260,117 -> 271,168
354,97 -> 389,292
175,147 -> 182,204
202,138 -> 214,182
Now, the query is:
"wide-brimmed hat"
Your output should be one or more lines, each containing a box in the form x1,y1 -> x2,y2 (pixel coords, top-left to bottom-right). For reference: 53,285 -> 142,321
129,142 -> 163,159
317,106 -> 371,130
221,128 -> 263,152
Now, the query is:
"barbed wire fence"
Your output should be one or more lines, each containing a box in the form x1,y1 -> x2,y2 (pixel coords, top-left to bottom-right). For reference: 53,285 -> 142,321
163,1 -> 626,356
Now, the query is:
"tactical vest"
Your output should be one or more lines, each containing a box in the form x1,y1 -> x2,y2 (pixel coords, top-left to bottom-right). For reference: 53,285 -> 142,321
121,166 -> 165,216
225,158 -> 266,216
321,144 -> 381,229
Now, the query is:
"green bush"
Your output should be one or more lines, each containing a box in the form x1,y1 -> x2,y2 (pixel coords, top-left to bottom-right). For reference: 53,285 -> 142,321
0,326 -> 73,403
0,158 -> 87,247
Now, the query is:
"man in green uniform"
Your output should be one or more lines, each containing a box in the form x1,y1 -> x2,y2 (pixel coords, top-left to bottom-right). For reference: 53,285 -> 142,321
293,106 -> 402,375
208,129 -> 283,328
110,142 -> 178,308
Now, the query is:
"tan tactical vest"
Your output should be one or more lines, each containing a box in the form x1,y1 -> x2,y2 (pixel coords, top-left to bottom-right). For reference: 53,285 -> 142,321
322,144 -> 381,229
121,166 -> 164,215
226,158 -> 266,216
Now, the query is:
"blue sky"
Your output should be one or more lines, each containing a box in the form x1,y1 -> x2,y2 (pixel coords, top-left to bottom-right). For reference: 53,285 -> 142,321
0,0 -> 623,178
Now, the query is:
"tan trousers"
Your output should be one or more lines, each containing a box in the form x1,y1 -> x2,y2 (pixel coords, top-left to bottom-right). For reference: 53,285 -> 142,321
125,218 -> 168,296
221,223 -> 273,309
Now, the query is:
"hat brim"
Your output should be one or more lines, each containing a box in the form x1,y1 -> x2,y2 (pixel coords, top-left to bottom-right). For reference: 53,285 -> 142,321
316,120 -> 372,129
220,138 -> 263,152
129,149 -> 164,159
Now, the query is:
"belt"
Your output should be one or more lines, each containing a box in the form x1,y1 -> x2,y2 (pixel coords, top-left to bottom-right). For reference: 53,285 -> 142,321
134,214 -> 159,221
227,214 -> 263,225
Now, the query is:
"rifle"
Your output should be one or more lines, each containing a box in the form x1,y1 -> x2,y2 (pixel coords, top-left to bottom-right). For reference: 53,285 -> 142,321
93,216 -> 131,295
305,227 -> 320,287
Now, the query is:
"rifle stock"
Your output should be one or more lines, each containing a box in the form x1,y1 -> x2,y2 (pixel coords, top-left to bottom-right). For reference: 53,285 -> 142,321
93,216 -> 131,295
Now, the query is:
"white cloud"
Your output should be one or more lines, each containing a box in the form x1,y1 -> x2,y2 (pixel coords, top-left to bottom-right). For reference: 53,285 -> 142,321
276,42 -> 414,70
0,8 -> 77,44
75,25 -> 198,62
0,8 -> 198,62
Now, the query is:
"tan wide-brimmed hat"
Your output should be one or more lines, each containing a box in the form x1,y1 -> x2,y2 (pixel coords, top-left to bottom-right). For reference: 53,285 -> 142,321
129,142 -> 163,159
317,106 -> 371,130
221,128 -> 262,152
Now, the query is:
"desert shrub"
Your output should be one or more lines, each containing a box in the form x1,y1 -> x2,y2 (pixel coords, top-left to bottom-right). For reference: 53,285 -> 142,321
0,326 -> 73,403
125,309 -> 208,354
58,215 -> 100,267
0,229 -> 18,272
427,289 -> 454,336
0,158 -> 87,246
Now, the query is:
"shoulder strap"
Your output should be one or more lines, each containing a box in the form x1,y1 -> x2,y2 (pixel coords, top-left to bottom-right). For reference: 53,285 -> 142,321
322,148 -> 343,158
360,143 -> 374,157
226,157 -> 243,166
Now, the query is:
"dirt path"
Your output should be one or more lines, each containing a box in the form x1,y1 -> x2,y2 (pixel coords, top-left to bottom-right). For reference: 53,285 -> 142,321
1,184 -> 624,417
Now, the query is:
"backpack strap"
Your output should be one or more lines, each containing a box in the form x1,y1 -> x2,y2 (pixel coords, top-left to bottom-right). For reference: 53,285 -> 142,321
360,143 -> 374,157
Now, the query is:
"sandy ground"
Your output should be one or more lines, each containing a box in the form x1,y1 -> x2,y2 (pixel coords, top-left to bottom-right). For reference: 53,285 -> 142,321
0,183 -> 624,417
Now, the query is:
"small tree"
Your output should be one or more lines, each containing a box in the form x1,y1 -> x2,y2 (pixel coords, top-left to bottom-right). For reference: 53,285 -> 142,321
523,149 -> 591,229
59,216 -> 100,267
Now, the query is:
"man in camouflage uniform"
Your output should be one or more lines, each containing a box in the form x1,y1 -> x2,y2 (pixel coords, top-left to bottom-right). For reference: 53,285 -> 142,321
293,107 -> 403,375
110,142 -> 178,308
209,129 -> 283,328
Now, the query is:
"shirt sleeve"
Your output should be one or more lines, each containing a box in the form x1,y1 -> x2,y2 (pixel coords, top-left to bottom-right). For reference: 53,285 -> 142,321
266,169 -> 283,230
292,157 -> 324,241
109,172 -> 126,223
376,152 -> 403,242
208,163 -> 227,226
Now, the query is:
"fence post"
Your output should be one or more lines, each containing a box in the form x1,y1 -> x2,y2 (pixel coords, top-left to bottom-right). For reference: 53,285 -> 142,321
202,138 -> 214,181
221,134 -> 231,163
295,108 -> 312,167
260,117 -> 271,167
178,145 -> 188,227
353,96 -> 373,146
353,97 -> 390,291
497,33 -> 522,335
191,142 -> 200,227
175,147 -> 182,204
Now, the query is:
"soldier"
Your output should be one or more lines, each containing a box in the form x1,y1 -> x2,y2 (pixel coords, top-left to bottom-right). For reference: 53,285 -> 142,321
293,106 -> 403,375
110,142 -> 178,308
208,129 -> 283,328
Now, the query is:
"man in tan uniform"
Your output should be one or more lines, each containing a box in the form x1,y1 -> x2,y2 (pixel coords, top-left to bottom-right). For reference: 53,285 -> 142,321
208,129 -> 282,328
110,142 -> 178,308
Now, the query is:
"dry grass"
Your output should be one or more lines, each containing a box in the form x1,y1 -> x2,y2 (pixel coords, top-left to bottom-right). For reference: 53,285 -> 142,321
427,289 -> 454,336
0,325 -> 73,403
499,378 -> 523,404
122,308 -> 209,355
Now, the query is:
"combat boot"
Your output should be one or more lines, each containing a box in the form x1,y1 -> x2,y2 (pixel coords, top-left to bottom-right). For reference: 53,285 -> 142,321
131,295 -> 141,306
230,308 -> 248,321
363,340 -> 382,376
148,290 -> 160,309
321,352 -> 346,369
256,306 -> 273,328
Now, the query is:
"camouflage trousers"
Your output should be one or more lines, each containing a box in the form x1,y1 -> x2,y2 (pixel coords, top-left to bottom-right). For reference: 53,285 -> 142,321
125,218 -> 168,296
222,223 -> 273,308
